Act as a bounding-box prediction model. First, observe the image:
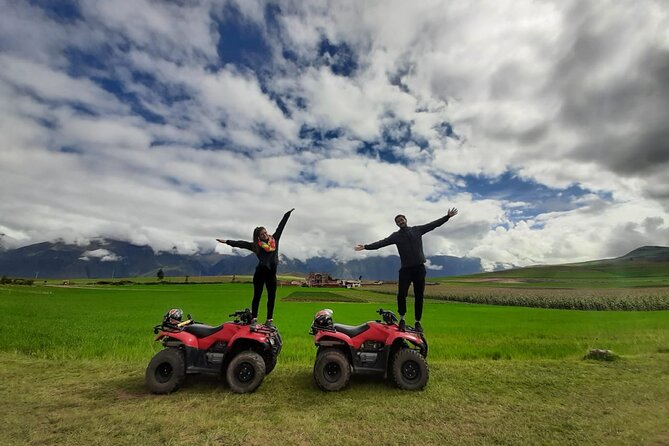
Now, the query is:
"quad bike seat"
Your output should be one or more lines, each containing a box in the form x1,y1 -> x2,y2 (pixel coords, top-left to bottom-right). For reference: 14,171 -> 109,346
333,323 -> 370,338
184,323 -> 226,338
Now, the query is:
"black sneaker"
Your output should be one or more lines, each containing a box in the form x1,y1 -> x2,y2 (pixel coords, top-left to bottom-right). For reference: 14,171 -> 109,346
414,321 -> 423,333
264,319 -> 275,330
249,318 -> 258,330
398,319 -> 406,332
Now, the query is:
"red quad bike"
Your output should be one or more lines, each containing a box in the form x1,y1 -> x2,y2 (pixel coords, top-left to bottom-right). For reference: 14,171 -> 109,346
310,308 -> 429,391
145,308 -> 282,394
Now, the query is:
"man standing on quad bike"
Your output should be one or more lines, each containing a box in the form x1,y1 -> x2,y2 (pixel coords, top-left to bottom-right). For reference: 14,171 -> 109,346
216,208 -> 294,329
355,208 -> 458,333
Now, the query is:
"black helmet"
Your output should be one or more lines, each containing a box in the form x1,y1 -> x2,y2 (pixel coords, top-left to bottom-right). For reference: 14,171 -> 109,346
163,308 -> 183,327
313,308 -> 333,328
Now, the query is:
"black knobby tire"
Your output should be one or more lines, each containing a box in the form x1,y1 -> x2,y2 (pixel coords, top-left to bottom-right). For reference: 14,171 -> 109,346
313,348 -> 351,391
226,350 -> 266,393
263,331 -> 282,375
392,348 -> 429,390
145,348 -> 186,394
263,351 -> 278,375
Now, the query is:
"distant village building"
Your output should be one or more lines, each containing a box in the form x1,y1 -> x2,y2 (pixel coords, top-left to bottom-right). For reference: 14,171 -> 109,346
340,279 -> 362,289
306,272 -> 340,287
306,272 -> 362,288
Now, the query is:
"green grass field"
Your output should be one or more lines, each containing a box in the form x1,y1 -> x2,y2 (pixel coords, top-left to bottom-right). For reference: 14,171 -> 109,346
1,283 -> 668,445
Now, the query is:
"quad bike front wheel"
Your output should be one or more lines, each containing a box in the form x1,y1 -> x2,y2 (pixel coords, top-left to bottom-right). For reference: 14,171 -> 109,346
313,348 -> 351,391
263,331 -> 282,375
392,348 -> 429,390
145,348 -> 186,394
262,350 -> 278,375
226,350 -> 266,393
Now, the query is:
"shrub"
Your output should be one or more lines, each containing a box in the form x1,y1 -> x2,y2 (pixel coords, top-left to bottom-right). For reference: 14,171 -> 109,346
583,349 -> 619,361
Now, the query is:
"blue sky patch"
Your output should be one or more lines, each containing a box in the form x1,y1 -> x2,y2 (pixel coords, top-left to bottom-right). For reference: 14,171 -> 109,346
349,120 -> 433,164
460,171 -> 613,220
318,38 -> 358,77
216,7 -> 271,71
64,48 -> 109,74
299,125 -> 343,152
64,48 -> 168,124
58,146 -> 82,154
30,0 -> 81,22
94,76 -> 166,124
69,102 -> 98,117
384,120 -> 430,150
435,122 -> 459,139
357,141 -> 404,164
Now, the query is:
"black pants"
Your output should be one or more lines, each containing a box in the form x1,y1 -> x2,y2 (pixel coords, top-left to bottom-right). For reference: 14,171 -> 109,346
252,266 -> 277,320
397,264 -> 426,320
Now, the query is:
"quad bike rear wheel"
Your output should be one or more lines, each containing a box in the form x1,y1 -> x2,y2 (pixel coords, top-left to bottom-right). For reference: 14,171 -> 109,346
226,350 -> 266,393
145,348 -> 186,394
392,348 -> 429,390
313,348 -> 351,391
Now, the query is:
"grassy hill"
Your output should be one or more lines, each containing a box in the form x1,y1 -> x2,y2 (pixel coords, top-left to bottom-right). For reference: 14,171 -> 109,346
437,246 -> 669,286
567,245 -> 669,277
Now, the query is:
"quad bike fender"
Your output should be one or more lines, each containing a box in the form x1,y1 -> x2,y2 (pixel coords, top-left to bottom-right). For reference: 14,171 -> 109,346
314,330 -> 351,346
314,333 -> 353,365
385,331 -> 428,358
381,335 -> 428,378
384,331 -> 424,347
155,330 -> 199,348
228,328 -> 271,350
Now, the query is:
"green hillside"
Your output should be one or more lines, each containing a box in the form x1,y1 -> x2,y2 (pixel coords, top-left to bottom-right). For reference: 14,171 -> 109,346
568,245 -> 669,277
437,246 -> 669,288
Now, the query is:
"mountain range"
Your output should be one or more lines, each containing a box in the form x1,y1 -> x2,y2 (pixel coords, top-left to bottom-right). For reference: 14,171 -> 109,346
0,239 -> 483,280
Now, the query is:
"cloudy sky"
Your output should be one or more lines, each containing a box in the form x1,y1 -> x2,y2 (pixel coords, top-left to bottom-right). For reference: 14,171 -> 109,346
1,0 -> 668,270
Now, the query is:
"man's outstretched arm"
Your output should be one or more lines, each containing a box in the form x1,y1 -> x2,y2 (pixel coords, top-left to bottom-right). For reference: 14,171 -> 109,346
416,208 -> 458,235
355,235 -> 395,251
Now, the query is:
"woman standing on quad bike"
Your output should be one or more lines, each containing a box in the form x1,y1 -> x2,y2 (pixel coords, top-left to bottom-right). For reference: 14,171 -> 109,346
216,208 -> 294,329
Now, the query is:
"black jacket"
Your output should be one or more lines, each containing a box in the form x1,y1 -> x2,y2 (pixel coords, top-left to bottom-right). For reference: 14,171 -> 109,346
364,214 -> 451,268
226,209 -> 293,271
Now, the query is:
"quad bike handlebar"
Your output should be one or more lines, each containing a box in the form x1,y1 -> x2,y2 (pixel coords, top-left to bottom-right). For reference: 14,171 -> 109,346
229,309 -> 253,324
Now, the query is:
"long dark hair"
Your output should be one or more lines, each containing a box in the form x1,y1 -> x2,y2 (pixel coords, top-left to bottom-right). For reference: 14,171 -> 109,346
252,226 -> 266,254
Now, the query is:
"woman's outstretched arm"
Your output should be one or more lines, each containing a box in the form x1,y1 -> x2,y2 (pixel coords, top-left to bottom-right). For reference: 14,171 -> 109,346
273,208 -> 295,240
216,238 -> 254,251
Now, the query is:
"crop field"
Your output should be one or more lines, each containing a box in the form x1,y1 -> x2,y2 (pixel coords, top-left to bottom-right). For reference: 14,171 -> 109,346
359,263 -> 669,310
370,282 -> 669,310
1,282 -> 668,445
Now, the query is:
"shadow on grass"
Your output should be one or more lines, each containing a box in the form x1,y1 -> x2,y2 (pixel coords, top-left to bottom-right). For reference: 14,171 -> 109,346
103,362 -> 410,404
101,368 -> 229,401
267,366 -> 406,395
